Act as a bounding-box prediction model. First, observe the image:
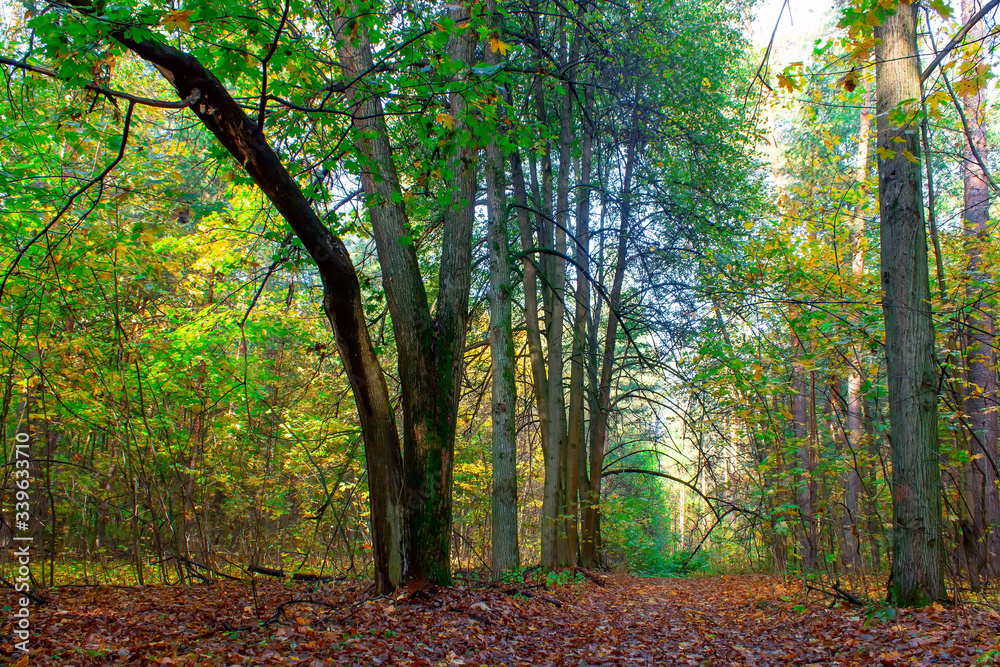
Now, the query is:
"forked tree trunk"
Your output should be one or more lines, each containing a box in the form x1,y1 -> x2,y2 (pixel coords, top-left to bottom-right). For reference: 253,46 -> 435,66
339,11 -> 476,585
875,2 -> 946,606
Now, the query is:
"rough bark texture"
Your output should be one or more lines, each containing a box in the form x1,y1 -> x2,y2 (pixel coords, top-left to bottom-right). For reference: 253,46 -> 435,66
111,32 -> 408,593
339,13 -> 476,585
484,5 -> 520,577
875,3 -> 946,606
960,0 -> 1000,585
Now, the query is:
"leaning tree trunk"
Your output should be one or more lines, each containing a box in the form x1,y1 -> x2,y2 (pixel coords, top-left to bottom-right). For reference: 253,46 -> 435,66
875,2 -> 946,606
960,0 -> 1000,585
109,33 -> 409,593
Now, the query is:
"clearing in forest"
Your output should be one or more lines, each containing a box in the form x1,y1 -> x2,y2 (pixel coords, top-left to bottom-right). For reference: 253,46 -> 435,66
5,574 -> 997,665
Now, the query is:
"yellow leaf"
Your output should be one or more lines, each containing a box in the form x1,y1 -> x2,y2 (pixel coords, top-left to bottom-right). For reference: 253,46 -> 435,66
901,149 -> 920,164
776,74 -> 798,93
162,9 -> 194,32
435,112 -> 455,130
875,146 -> 896,160
489,37 -> 510,56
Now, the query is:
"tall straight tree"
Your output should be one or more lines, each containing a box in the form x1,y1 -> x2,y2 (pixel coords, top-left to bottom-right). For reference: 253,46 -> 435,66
484,0 -> 520,578
843,81 -> 873,572
875,0 -> 946,606
959,0 -> 1000,585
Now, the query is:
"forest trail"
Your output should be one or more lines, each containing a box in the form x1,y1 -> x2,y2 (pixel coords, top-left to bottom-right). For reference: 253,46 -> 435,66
7,573 -> 997,665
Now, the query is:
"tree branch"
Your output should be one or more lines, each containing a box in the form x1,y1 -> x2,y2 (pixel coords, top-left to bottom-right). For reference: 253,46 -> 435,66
920,0 -> 1000,82
0,55 -> 202,109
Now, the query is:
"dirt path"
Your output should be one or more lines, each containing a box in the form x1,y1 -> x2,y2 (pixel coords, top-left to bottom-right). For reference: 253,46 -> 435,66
4,573 -> 996,665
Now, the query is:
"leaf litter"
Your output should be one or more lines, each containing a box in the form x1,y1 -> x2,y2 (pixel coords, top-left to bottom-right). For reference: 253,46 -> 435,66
4,574 -> 1000,665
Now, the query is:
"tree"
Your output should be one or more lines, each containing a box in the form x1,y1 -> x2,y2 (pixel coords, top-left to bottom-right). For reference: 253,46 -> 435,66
958,0 -> 1000,587
875,0 -> 946,606
484,0 -> 520,577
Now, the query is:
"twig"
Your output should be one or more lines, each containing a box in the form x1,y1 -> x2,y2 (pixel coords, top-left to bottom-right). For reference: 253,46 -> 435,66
0,575 -> 48,604
0,100 -> 148,302
502,587 -> 563,607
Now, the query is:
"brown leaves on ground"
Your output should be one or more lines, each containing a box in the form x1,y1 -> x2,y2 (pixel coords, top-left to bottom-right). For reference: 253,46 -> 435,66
5,574 -> 1000,665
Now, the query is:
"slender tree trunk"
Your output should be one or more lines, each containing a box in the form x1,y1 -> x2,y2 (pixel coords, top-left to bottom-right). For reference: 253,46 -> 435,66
484,5 -> 519,576
567,62 -> 593,570
960,0 -> 1000,585
791,336 -> 816,571
583,114 -> 638,565
844,85 -> 872,572
875,3 -> 946,605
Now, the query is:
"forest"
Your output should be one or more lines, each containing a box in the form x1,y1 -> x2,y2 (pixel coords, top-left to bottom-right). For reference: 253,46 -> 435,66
3,0 -> 1000,663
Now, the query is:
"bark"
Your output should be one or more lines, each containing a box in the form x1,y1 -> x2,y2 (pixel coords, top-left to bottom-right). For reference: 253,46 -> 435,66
568,65 -> 594,569
484,5 -> 519,577
541,19 -> 581,569
875,3 -> 947,605
583,111 -> 639,565
960,0 -> 1000,585
791,338 -> 816,571
844,84 -> 872,572
339,12 -> 476,584
110,30 -> 408,594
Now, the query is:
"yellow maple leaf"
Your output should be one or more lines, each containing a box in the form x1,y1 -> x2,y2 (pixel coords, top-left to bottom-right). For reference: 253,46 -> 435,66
435,112 -> 455,130
489,37 -> 510,56
901,148 -> 920,164
776,74 -> 798,93
875,146 -> 896,161
162,9 -> 195,32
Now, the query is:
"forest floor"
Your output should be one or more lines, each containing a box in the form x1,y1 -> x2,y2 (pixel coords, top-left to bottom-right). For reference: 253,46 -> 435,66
3,572 -> 1000,665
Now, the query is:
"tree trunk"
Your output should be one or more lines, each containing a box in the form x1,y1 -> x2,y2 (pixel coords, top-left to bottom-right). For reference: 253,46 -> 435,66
484,5 -> 519,577
339,12 -> 476,584
875,3 -> 946,605
844,82 -> 872,573
583,115 -> 638,566
112,30 -> 408,594
960,0 -> 1000,585
568,63 -> 594,570
791,337 -> 817,571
